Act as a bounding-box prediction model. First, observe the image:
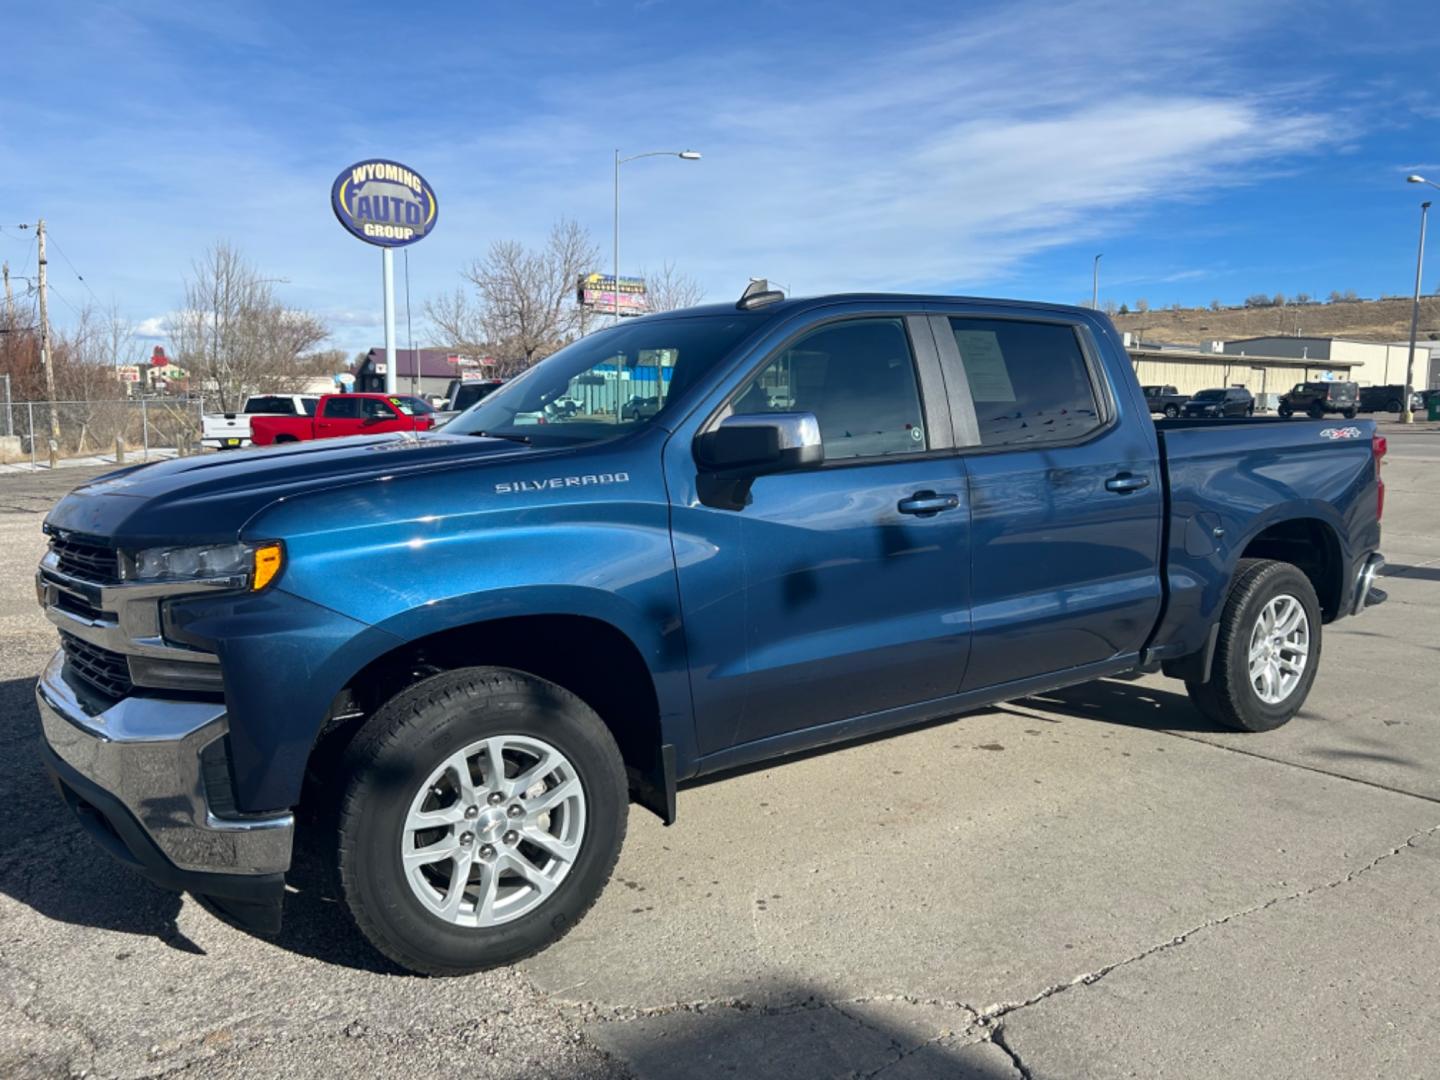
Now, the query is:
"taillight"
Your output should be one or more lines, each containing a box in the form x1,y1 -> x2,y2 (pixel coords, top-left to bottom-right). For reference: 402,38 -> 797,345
1373,433 -> 1387,522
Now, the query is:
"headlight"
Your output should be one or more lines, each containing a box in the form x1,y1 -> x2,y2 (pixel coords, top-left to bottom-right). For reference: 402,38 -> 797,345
120,541 -> 284,591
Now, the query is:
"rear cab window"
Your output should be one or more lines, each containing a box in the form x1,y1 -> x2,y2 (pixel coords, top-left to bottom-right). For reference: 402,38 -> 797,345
945,318 -> 1102,448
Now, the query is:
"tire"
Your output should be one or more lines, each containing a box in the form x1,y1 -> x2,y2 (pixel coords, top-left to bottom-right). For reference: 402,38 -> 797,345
1163,404 -> 1179,418
1245,406 -> 1254,417
1387,399 -> 1402,413
1185,559 -> 1322,732
1343,407 -> 1357,419
337,667 -> 628,976
274,434 -> 298,443
1307,404 -> 1325,419
1278,404 -> 1293,418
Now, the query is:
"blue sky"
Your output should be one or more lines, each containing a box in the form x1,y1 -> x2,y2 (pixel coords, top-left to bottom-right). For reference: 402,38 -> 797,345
2,0 -> 1437,356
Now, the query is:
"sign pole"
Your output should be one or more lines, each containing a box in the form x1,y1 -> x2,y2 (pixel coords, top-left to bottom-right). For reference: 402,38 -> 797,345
383,247 -> 397,395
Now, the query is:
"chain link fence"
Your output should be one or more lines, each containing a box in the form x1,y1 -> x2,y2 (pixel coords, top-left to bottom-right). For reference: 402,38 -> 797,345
1,397 -> 207,470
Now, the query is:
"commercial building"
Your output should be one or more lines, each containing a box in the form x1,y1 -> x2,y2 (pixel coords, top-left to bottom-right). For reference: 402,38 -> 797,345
1126,342 -> 1359,407
1216,337 -> 1428,390
354,348 -> 494,398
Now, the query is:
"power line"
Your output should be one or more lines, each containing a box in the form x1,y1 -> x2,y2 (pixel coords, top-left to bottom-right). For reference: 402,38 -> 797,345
45,230 -> 104,308
45,280 -> 85,320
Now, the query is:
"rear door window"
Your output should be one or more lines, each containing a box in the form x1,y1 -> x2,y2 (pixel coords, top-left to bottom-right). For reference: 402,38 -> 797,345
947,319 -> 1102,448
322,397 -> 362,419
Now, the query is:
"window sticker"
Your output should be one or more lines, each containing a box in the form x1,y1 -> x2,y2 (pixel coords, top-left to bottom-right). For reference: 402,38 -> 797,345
952,329 -> 1016,402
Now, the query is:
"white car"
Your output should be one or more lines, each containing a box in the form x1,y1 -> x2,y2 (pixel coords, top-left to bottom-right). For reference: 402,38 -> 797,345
201,394 -> 319,449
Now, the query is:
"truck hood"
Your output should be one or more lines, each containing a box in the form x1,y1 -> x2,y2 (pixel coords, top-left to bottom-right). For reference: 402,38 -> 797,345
45,431 -> 535,547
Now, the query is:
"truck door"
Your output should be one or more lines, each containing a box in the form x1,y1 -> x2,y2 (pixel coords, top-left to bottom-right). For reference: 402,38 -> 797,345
362,396 -> 408,432
316,396 -> 364,437
935,315 -> 1164,691
667,314 -> 973,755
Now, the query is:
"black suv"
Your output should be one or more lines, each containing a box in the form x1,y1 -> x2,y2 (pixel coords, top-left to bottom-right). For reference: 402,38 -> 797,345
1182,387 -> 1254,418
1278,381 -> 1358,419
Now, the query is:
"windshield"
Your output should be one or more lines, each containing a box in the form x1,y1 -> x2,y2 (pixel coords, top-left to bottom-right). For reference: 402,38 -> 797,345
445,314 -> 763,445
1192,389 -> 1225,401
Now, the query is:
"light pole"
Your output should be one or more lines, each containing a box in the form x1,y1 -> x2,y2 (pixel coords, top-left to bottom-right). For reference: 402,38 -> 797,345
1403,175 -> 1438,423
614,149 -> 701,322
1092,253 -> 1103,309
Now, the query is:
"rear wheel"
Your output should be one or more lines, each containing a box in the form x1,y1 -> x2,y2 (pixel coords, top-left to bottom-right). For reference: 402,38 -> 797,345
337,667 -> 628,975
1307,403 -> 1325,419
1186,559 -> 1321,732
1387,398 -> 1403,413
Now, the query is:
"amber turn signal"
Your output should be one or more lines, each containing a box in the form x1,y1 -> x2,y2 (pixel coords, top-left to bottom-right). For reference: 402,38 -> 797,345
252,542 -> 284,591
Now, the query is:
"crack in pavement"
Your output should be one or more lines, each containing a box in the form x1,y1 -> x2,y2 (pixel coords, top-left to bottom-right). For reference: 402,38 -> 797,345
972,821 -> 1440,1029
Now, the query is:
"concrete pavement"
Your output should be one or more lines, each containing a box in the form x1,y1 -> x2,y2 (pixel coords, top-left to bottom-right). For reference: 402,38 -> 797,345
1,441 -> 1437,1079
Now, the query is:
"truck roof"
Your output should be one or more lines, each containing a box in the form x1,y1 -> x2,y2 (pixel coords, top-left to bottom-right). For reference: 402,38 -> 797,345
648,293 -> 1103,323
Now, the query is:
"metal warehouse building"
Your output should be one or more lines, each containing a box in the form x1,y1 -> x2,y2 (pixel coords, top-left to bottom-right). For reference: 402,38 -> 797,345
1126,344 -> 1359,406
1216,336 -> 1429,391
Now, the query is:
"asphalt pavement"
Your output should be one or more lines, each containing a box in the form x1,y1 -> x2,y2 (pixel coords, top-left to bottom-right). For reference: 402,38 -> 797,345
2,419 -> 1437,1079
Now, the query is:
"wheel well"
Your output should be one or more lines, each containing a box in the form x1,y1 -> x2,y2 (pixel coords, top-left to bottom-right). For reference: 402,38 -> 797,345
1240,518 -> 1344,620
306,615 -> 668,819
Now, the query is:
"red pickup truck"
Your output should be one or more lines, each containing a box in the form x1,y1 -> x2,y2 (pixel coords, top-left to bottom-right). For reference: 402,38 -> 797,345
249,393 -> 436,446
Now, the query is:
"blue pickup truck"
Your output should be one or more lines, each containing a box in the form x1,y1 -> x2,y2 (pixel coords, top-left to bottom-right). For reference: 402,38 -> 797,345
35,290 -> 1388,975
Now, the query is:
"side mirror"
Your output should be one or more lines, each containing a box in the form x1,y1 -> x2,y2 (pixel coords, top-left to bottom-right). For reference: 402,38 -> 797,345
695,413 -> 823,509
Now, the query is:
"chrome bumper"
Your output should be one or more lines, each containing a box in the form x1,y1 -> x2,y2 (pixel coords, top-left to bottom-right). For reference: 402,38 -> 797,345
36,650 -> 292,877
1351,552 -> 1387,616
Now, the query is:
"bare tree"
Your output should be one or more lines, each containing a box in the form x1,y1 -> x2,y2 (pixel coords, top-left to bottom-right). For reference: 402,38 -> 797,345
424,287 -> 490,360
1134,298 -> 1150,314
167,243 -> 329,411
641,261 -> 705,313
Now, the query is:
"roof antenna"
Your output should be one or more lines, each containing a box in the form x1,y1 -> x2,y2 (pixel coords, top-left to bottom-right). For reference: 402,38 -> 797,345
737,278 -> 786,310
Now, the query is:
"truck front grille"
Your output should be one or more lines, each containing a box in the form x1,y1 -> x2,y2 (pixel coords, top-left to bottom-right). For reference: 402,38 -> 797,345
50,533 -> 120,585
59,631 -> 133,699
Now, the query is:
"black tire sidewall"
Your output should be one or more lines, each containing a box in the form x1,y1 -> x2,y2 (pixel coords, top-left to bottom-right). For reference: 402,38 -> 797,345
1164,404 -> 1179,418
1215,564 -> 1322,731
339,670 -> 627,974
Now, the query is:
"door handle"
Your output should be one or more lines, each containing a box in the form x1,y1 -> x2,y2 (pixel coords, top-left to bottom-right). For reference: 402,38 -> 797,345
1105,473 -> 1150,493
897,491 -> 961,517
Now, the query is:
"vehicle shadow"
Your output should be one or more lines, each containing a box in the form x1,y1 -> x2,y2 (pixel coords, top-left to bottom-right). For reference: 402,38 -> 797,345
1017,675 -> 1232,734
557,980 -> 1018,1080
0,674 -> 402,973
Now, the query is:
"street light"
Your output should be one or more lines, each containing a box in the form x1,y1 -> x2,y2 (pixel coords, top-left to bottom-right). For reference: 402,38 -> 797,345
1403,176 -> 1435,424
613,149 -> 702,322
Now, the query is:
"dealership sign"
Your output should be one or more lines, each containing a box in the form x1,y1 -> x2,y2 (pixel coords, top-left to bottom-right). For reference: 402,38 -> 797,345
331,159 -> 438,247
577,273 -> 648,316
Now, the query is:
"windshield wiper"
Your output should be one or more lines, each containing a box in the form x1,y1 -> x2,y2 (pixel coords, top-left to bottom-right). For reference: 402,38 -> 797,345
474,430 -> 532,444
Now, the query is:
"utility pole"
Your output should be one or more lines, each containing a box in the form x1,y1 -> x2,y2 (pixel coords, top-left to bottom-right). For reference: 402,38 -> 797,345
2,260 -> 13,326
1403,200 -> 1430,425
36,220 -> 60,466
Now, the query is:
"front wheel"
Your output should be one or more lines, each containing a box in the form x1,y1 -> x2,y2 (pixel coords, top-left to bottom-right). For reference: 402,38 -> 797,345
337,667 -> 628,975
1163,404 -> 1180,418
1186,559 -> 1321,732
1278,404 -> 1293,418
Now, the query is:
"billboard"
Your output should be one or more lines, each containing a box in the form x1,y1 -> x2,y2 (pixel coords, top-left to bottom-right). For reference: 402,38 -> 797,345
115,365 -> 141,383
331,160 -> 439,247
577,273 -> 648,316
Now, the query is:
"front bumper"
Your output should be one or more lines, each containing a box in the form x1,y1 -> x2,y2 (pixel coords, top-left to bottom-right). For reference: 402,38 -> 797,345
36,650 -> 292,931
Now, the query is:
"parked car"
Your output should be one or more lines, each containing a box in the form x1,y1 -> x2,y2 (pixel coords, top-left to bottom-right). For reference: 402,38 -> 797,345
1277,381 -> 1358,419
1182,387 -> 1254,418
1142,384 -> 1188,417
201,394 -> 319,449
1358,385 -> 1424,414
35,293 -> 1387,975
620,395 -> 662,420
249,393 -> 436,445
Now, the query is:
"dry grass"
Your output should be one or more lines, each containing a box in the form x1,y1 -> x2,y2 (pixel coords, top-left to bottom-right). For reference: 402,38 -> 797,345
1111,296 -> 1440,346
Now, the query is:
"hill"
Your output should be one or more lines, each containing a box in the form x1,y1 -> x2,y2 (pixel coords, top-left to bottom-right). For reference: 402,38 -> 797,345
1110,295 -> 1440,347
